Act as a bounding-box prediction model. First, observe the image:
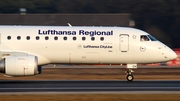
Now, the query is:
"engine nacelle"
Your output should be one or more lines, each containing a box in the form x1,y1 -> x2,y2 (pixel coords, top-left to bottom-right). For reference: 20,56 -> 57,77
0,55 -> 40,76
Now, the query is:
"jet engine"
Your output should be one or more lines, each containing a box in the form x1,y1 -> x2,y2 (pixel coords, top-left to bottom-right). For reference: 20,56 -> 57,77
0,55 -> 41,76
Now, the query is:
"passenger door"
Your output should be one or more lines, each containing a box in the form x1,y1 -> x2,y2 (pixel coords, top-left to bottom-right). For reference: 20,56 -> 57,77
119,34 -> 129,52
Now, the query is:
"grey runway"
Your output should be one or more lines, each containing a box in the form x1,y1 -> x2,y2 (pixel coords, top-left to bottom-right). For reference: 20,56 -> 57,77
0,80 -> 180,92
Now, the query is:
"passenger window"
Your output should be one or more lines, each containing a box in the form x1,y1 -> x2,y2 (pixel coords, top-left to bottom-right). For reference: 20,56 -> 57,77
91,37 -> 95,41
36,36 -> 40,40
64,36 -> 67,40
82,37 -> 86,41
17,36 -> 21,40
54,36 -> 58,40
73,37 -> 76,41
100,37 -> 104,41
7,36 -> 11,40
26,36 -> 30,40
45,36 -> 49,40
140,35 -> 149,41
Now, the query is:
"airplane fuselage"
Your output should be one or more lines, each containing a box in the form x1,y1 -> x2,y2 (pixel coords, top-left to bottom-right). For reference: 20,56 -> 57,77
0,26 -> 176,65
0,26 -> 177,80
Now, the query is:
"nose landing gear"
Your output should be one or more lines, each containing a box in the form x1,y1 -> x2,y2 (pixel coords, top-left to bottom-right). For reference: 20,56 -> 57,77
125,64 -> 137,81
126,69 -> 134,81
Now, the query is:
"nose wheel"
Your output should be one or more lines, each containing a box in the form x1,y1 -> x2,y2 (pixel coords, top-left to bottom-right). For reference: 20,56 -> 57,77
126,74 -> 134,81
126,69 -> 134,81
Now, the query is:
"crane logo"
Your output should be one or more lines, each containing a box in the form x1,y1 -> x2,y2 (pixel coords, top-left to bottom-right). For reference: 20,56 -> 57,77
140,46 -> 146,52
77,44 -> 82,49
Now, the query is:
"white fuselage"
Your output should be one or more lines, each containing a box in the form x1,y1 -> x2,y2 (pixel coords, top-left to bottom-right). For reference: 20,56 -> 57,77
0,26 -> 177,65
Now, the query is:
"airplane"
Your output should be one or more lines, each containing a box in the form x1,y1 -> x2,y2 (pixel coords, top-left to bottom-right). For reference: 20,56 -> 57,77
0,25 -> 177,81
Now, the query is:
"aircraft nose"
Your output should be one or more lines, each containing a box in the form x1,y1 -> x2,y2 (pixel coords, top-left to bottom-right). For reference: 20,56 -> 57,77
163,47 -> 177,60
169,50 -> 177,60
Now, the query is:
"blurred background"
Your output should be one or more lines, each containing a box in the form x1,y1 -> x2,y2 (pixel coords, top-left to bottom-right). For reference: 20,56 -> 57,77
0,0 -> 180,65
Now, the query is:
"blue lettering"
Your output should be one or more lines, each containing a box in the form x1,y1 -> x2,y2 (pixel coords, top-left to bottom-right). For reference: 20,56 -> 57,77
38,29 -> 113,36
79,30 -> 113,36
38,30 -> 76,35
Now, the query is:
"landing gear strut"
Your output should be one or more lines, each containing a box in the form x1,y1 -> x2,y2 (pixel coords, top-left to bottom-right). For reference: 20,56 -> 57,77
125,64 -> 137,81
126,69 -> 134,81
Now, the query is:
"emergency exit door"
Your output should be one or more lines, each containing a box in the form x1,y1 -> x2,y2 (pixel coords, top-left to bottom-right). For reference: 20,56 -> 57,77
119,34 -> 129,52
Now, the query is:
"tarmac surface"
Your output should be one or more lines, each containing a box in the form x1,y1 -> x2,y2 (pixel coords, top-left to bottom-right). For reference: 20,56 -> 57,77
1,65 -> 180,80
0,80 -> 180,93
0,65 -> 180,94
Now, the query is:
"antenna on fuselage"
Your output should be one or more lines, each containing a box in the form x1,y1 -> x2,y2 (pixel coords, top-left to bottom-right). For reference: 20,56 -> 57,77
67,23 -> 72,27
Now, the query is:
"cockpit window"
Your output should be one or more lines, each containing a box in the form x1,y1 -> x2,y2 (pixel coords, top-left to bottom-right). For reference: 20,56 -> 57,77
140,35 -> 149,41
147,35 -> 157,41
